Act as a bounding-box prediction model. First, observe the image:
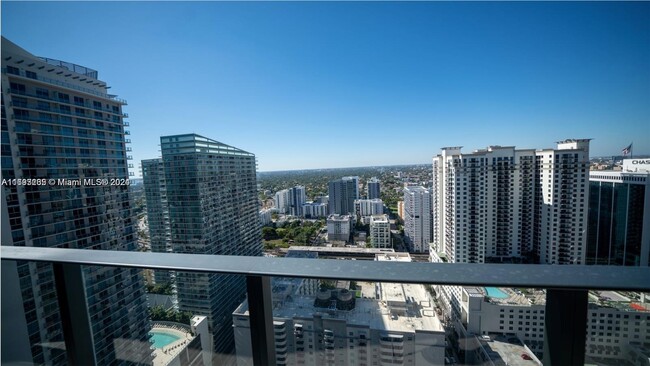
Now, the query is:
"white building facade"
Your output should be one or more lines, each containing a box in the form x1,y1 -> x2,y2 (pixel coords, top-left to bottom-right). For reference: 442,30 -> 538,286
302,202 -> 328,218
403,186 -> 432,253
432,139 -> 591,264
354,198 -> 384,224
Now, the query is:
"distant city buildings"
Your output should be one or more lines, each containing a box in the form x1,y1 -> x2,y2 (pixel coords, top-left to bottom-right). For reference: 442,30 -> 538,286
432,139 -> 591,264
232,253 -> 445,366
370,214 -> 391,248
328,176 -> 359,215
367,177 -> 381,199
274,186 -> 306,216
302,202 -> 328,219
152,133 -> 262,363
354,198 -> 384,224
1,37 -> 151,364
274,189 -> 290,214
403,186 -> 432,253
327,214 -> 353,243
587,170 -> 650,266
259,208 -> 276,226
315,195 -> 329,205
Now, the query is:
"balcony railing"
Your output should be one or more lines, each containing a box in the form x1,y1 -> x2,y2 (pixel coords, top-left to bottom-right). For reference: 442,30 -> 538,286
1,246 -> 649,366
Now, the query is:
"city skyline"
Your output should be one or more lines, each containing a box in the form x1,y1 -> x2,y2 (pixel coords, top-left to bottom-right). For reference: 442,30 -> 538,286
3,1 -> 649,174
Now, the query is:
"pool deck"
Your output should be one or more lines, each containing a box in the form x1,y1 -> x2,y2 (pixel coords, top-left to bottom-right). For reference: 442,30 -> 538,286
466,287 -> 547,306
151,326 -> 194,366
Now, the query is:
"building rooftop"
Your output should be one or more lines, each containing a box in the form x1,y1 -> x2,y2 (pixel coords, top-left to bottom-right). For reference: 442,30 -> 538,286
375,252 -> 412,262
327,214 -> 351,221
589,291 -> 650,312
476,334 -> 541,366
150,323 -> 195,366
288,246 -> 394,255
236,280 -> 443,333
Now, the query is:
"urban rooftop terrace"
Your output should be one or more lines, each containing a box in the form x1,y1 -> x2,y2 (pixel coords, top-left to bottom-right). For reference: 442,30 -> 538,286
2,246 -> 650,366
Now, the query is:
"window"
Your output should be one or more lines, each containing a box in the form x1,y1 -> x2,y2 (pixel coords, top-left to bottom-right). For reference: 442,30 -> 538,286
7,66 -> 20,75
25,71 -> 37,79
35,87 -> 49,98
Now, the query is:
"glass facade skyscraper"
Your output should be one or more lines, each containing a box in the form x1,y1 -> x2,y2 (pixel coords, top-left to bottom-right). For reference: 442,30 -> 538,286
587,172 -> 650,266
328,176 -> 359,216
154,133 -> 262,363
141,158 -> 173,285
1,37 -> 151,364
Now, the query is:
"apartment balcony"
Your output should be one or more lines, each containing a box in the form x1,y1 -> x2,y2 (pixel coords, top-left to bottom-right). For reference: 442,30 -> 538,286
2,247 -> 649,366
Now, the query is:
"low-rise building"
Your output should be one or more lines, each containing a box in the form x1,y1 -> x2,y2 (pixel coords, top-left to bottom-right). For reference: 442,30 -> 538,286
431,250 -> 650,365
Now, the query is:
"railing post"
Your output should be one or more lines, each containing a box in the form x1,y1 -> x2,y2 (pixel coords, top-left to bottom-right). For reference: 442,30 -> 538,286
543,289 -> 588,366
53,263 -> 96,366
246,275 -> 276,366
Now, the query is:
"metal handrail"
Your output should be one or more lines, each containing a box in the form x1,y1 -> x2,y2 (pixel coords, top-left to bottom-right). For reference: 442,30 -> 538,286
2,246 -> 649,291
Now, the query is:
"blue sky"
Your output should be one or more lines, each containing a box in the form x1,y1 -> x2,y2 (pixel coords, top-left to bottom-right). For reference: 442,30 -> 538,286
3,2 -> 649,174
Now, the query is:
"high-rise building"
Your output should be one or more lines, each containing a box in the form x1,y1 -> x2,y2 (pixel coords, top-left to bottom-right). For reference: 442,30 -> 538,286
1,37 -> 151,364
587,170 -> 650,266
289,186 -> 306,216
159,133 -> 262,363
328,176 -> 359,215
403,186 -> 432,253
274,188 -> 290,214
367,177 -> 380,199
259,207 -> 276,226
275,186 -> 306,216
370,214 -> 391,248
142,158 -> 173,284
432,139 -> 590,264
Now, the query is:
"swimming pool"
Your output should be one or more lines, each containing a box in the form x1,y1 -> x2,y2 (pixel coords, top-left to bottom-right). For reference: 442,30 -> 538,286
484,287 -> 509,299
150,330 -> 181,349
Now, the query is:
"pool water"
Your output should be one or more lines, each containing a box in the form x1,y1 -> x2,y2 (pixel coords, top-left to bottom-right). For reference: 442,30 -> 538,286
484,287 -> 509,299
150,331 -> 181,349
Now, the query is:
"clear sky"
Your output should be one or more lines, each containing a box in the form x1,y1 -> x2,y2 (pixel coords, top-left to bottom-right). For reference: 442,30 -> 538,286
3,2 -> 649,174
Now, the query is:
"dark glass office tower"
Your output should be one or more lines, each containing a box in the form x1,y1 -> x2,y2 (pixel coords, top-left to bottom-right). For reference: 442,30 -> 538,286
328,176 -> 359,215
367,177 -> 380,199
587,172 -> 650,266
159,134 -> 262,363
142,158 -> 173,285
1,37 -> 151,364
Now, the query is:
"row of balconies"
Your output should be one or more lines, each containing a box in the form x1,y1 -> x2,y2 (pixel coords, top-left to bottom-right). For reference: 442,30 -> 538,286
9,101 -> 127,119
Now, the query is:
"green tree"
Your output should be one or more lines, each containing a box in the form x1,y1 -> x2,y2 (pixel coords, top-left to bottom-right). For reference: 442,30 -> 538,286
262,227 -> 278,240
